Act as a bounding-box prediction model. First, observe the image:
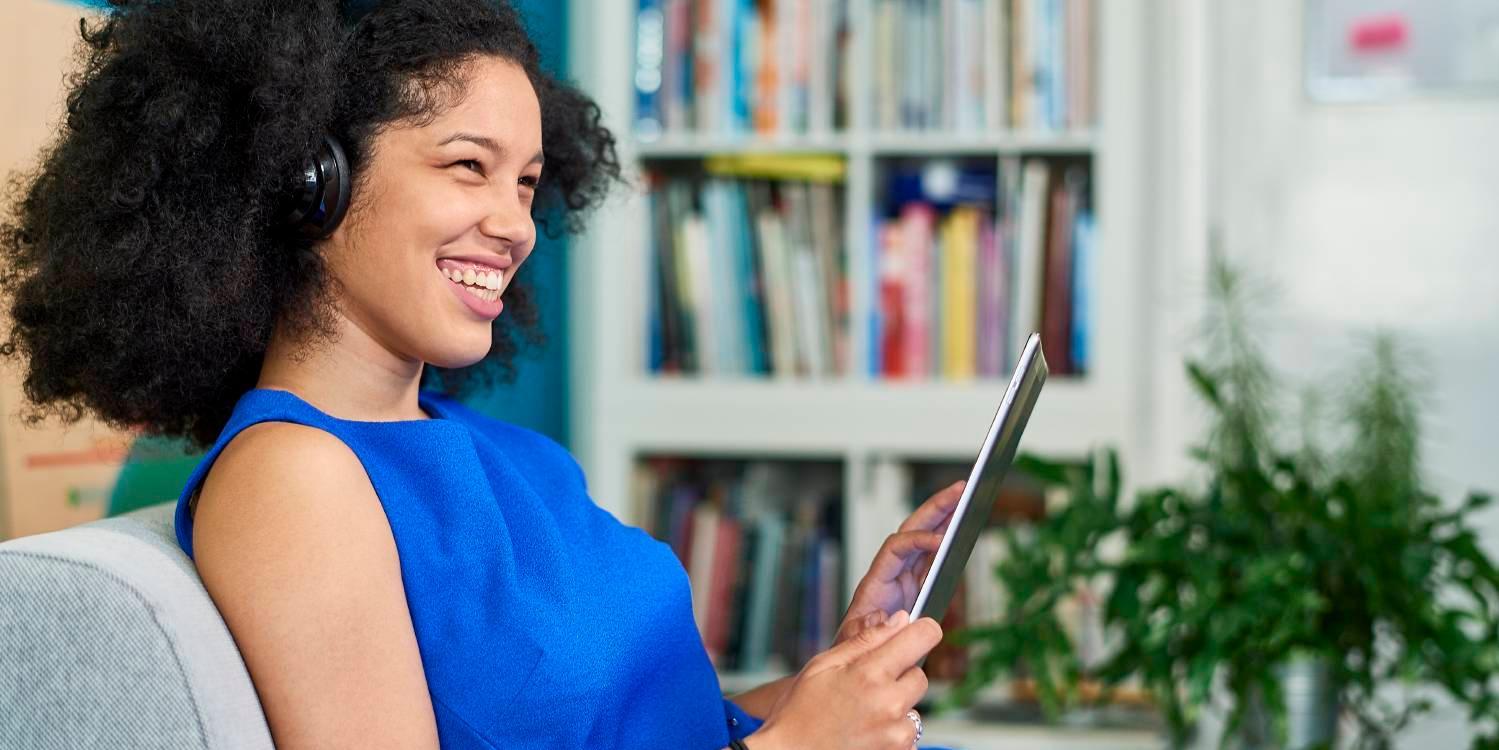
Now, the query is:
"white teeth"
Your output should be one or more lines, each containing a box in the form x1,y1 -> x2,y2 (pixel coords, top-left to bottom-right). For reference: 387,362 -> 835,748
459,284 -> 498,304
442,265 -> 506,300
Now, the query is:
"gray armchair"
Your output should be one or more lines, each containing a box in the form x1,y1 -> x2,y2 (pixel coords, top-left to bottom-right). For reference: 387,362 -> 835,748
0,502 -> 273,749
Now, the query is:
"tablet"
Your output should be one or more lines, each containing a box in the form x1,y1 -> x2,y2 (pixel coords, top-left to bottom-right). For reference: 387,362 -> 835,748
909,333 -> 1048,623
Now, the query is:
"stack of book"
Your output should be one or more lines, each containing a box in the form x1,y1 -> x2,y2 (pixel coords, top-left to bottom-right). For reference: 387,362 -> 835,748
646,155 -> 849,378
632,458 -> 845,672
634,0 -> 851,139
871,156 -> 1093,379
870,0 -> 1095,132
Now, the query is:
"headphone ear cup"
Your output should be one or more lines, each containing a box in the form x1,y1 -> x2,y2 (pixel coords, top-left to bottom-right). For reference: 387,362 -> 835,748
317,135 -> 352,236
284,135 -> 351,239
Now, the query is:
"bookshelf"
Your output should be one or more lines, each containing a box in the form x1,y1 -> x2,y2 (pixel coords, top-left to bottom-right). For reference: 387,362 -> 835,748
569,0 -> 1153,746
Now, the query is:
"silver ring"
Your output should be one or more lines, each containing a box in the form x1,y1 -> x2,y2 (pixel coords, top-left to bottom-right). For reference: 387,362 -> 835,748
906,709 -> 923,745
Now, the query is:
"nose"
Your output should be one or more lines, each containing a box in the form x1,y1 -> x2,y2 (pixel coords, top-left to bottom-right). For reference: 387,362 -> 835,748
478,190 -> 535,251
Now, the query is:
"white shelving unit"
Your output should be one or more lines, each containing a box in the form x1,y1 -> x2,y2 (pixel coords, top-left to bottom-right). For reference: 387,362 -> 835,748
569,2 -> 1157,747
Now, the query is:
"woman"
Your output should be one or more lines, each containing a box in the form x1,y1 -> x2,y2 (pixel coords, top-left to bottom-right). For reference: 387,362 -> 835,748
0,1 -> 962,748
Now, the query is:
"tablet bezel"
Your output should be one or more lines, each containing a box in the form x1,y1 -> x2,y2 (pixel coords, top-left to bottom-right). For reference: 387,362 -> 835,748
908,333 -> 1048,622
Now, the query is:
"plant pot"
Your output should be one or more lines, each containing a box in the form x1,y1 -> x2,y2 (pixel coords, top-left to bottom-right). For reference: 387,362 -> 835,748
1237,655 -> 1339,750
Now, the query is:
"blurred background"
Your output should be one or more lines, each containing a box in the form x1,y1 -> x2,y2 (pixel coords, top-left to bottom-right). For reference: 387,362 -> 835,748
2,1 -> 1496,748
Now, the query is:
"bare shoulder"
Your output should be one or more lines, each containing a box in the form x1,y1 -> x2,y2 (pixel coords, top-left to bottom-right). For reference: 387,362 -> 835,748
195,421 -> 374,540
193,421 -> 439,748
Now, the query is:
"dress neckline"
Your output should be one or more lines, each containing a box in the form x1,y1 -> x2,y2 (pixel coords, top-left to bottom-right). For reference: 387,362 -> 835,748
248,387 -> 452,425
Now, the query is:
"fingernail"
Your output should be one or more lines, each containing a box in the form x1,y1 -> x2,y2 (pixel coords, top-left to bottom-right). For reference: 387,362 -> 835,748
886,610 -> 909,627
863,611 -> 882,628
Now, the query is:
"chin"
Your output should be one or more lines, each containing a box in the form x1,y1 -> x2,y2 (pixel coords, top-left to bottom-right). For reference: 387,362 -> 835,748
423,339 -> 493,370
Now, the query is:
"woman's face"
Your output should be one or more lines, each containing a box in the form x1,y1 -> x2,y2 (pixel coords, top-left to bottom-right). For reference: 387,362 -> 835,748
324,55 -> 543,370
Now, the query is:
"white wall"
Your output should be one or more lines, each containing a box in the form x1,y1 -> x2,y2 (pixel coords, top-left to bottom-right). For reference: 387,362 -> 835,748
1210,0 -> 1499,538
1206,1 -> 1499,745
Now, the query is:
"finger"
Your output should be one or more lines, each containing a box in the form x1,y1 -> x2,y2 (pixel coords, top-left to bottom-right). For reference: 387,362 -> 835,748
865,530 -> 945,583
899,480 -> 966,533
893,665 -> 930,708
860,615 -> 944,679
891,709 -> 921,749
822,610 -> 909,665
834,608 -> 886,643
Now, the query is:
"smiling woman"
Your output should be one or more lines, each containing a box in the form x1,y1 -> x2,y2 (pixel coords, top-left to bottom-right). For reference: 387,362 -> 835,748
0,0 -> 614,448
0,2 -> 946,749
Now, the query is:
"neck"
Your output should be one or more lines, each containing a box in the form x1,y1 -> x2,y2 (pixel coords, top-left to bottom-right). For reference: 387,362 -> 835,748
256,312 -> 429,422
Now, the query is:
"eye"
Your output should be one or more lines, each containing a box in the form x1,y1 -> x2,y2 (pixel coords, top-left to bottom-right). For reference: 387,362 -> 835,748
450,159 -> 485,176
519,175 -> 540,189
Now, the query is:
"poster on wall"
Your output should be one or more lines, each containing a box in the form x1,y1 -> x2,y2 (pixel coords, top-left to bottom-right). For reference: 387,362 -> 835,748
1305,0 -> 1499,101
0,397 -> 132,539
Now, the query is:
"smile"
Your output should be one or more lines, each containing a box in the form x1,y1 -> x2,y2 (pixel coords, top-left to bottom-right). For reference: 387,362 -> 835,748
441,265 -> 503,301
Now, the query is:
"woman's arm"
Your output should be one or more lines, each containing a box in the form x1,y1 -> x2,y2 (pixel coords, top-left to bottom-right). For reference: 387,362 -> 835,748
194,422 -> 440,748
727,676 -> 794,720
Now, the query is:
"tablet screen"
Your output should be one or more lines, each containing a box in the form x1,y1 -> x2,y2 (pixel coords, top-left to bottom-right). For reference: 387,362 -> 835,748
909,333 -> 1048,622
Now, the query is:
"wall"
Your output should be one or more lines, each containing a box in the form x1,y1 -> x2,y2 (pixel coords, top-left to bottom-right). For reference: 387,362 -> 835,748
464,0 -> 574,447
1208,2 -> 1499,745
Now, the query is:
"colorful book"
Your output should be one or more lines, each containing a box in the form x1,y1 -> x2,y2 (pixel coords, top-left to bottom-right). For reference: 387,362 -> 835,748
634,0 -> 666,139
1011,159 -> 1050,362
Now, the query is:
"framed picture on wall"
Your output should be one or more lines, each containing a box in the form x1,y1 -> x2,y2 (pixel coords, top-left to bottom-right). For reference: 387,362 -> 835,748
1305,0 -> 1499,101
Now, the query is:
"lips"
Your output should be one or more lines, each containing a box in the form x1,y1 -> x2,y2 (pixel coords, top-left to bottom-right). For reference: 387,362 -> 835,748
436,254 -> 512,272
441,265 -> 504,319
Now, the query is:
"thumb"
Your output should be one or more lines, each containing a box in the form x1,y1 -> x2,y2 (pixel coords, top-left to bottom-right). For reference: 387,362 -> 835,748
823,610 -> 910,666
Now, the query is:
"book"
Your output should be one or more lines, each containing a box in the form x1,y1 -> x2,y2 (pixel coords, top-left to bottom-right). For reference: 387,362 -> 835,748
852,0 -> 1093,133
876,221 -> 907,378
635,0 -> 666,139
976,211 -> 1007,377
940,206 -> 980,379
646,167 -> 848,379
1071,205 -> 1095,373
689,503 -> 721,642
810,183 -> 846,374
1040,166 -> 1076,373
1011,159 -> 1050,363
663,0 -> 693,130
636,0 -> 846,137
705,513 -> 744,663
738,514 -> 787,672
693,0 -> 722,132
755,205 -> 798,378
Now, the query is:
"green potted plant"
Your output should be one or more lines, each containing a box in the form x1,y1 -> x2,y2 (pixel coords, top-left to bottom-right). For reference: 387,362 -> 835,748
946,255 -> 1499,748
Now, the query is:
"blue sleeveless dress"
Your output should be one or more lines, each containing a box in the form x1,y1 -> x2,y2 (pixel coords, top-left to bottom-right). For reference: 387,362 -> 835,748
173,387 -> 765,749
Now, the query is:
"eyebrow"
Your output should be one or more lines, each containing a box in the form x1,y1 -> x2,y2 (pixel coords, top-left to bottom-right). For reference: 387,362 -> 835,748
437,132 -> 545,166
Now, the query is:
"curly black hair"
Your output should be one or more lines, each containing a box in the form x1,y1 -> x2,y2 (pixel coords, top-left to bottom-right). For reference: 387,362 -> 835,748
0,0 -> 620,449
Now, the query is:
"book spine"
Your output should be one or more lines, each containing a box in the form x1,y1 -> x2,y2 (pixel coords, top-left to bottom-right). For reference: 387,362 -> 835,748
688,503 -> 719,643
663,0 -> 692,131
756,206 -> 796,378
901,203 -> 936,377
706,515 -> 743,663
739,515 -> 786,672
1070,205 -> 1094,373
694,0 -> 721,132
1039,167 -> 1075,373
1011,159 -> 1049,362
635,0 -> 667,139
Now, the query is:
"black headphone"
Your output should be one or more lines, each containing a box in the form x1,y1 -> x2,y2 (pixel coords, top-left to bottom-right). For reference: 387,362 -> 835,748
282,134 -> 351,239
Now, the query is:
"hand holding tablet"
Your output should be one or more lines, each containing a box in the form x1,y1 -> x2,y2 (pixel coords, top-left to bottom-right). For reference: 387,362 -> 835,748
831,333 -> 1047,653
